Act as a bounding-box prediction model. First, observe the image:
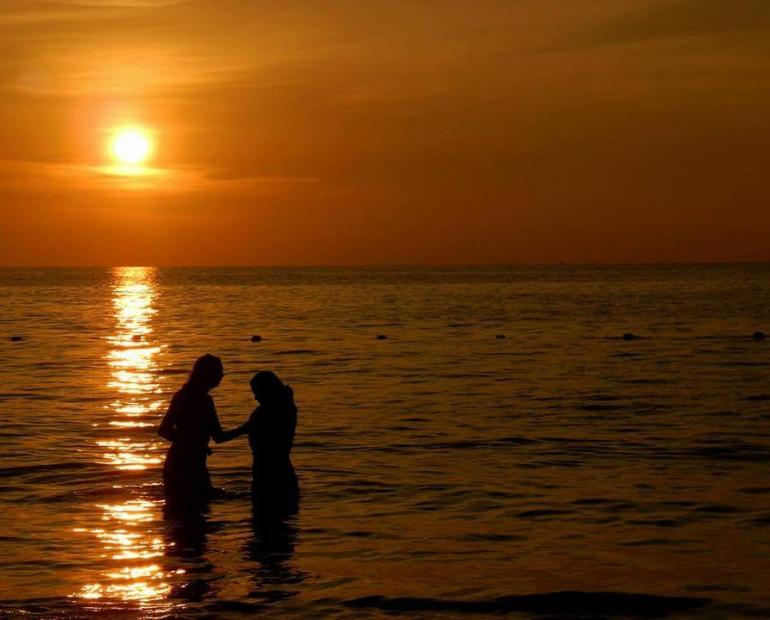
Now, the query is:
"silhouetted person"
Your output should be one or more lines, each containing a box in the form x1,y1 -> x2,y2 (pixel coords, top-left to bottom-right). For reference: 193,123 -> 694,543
159,354 -> 248,510
248,371 -> 299,513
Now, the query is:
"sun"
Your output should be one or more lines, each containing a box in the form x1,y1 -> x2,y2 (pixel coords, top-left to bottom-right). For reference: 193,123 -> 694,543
111,128 -> 153,166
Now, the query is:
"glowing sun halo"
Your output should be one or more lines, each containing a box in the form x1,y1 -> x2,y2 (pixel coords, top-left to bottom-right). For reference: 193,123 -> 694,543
111,129 -> 152,166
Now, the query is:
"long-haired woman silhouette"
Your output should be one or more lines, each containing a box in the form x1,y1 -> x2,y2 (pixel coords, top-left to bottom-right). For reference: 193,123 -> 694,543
248,371 -> 299,513
159,354 -> 248,510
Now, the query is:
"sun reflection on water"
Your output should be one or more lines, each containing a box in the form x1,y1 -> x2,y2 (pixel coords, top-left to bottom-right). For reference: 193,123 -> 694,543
73,267 -> 175,608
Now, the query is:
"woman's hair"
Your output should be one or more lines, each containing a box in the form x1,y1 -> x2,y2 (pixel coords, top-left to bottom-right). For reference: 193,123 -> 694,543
250,370 -> 284,400
188,354 -> 223,386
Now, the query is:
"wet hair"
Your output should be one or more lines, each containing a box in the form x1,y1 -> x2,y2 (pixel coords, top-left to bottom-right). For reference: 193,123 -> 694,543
188,354 -> 223,387
250,370 -> 284,401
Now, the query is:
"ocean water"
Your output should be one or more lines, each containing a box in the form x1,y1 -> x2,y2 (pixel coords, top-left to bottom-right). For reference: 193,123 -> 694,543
0,265 -> 769,619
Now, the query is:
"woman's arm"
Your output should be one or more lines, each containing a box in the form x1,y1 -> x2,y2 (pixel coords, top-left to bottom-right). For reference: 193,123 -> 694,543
284,385 -> 297,453
209,400 -> 251,443
211,420 -> 250,444
158,399 -> 177,442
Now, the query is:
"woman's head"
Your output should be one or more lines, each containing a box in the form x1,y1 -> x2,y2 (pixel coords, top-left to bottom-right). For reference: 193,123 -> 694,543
188,354 -> 224,391
250,370 -> 284,403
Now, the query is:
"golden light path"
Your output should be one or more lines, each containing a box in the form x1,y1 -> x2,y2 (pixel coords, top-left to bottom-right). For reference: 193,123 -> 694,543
74,267 -> 180,607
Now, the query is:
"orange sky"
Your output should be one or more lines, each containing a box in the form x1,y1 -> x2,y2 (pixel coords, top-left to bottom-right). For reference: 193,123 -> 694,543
1,0 -> 769,265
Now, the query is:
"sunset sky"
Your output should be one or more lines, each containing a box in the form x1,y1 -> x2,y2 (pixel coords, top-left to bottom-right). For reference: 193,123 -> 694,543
1,0 -> 769,265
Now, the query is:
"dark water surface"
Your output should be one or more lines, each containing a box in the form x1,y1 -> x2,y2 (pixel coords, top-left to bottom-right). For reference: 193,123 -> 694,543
0,266 -> 768,618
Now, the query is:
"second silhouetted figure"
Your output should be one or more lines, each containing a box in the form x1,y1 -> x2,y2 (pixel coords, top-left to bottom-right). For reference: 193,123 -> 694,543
248,370 -> 299,513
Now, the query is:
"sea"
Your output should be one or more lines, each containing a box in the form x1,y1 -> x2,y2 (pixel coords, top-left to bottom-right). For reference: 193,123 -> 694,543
0,265 -> 768,618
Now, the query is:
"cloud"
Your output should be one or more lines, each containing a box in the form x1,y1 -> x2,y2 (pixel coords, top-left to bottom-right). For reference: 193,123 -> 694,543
0,0 -> 187,27
0,157 -> 320,199
67,1 -> 188,5
561,0 -> 770,49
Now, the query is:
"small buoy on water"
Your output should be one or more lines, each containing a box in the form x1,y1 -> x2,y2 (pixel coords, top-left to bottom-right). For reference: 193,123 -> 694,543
10,336 -> 23,342
250,335 -> 262,342
753,331 -> 766,341
496,334 -> 506,339
376,334 -> 387,340
131,334 -> 141,342
622,333 -> 641,341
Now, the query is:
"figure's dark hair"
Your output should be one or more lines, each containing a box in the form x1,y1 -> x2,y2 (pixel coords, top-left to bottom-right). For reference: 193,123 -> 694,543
188,354 -> 222,386
250,370 -> 283,398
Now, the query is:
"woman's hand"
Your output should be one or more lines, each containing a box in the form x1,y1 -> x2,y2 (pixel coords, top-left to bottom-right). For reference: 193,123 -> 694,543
238,420 -> 252,435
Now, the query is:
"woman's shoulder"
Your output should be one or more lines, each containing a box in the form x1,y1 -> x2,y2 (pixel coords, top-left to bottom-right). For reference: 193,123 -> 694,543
249,406 -> 262,421
169,387 -> 187,405
172,386 -> 213,408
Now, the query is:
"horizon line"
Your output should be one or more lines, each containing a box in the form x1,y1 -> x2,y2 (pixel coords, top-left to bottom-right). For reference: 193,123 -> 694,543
1,260 -> 770,269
